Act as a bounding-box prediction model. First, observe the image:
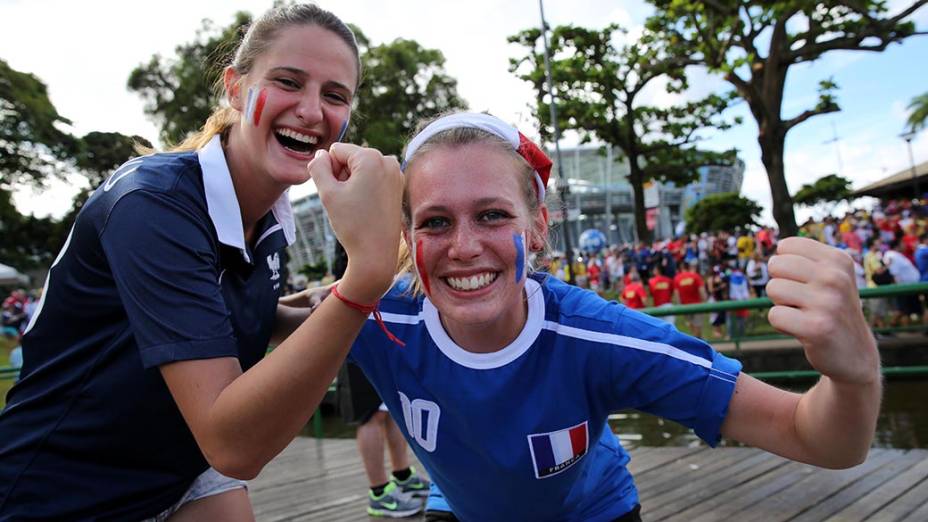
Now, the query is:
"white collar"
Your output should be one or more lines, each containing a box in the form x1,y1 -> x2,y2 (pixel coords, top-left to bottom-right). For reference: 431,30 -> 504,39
197,135 -> 296,262
423,277 -> 545,370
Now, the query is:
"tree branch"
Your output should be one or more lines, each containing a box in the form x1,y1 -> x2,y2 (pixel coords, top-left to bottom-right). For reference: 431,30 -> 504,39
784,105 -> 839,132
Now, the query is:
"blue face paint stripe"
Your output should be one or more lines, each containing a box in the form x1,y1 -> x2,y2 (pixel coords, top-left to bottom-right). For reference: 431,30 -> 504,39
514,232 -> 525,282
336,117 -> 350,142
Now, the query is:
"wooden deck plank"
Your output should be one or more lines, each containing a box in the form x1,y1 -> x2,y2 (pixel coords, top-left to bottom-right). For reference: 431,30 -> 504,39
867,468 -> 928,522
642,450 -> 788,521
824,450 -> 928,521
790,449 -> 924,522
249,438 -> 926,522
738,448 -> 899,522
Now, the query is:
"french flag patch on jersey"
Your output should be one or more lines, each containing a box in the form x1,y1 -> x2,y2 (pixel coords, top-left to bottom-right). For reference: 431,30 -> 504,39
527,420 -> 589,479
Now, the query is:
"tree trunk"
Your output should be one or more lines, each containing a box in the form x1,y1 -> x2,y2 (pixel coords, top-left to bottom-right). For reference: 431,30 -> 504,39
759,132 -> 799,237
629,167 -> 651,244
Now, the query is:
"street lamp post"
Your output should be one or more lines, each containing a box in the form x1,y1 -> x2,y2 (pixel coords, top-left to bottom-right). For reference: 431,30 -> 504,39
901,130 -> 920,200
539,0 -> 574,284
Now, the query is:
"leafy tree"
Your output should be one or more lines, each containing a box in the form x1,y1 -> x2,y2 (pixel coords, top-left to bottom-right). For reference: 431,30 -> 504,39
127,12 -> 250,145
0,58 -> 78,190
0,189 -> 60,270
793,173 -> 853,207
55,131 -> 154,232
685,192 -> 761,233
907,92 -> 928,133
646,0 -> 928,237
351,28 -> 467,156
510,24 -> 737,242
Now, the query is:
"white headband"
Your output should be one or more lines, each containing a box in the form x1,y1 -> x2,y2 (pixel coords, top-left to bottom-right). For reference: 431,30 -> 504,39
403,112 -> 549,202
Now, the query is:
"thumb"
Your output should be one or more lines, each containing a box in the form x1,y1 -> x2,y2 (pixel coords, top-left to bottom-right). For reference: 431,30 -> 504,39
308,149 -> 336,192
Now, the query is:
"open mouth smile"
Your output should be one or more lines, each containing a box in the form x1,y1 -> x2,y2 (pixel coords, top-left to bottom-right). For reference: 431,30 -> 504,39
274,128 -> 320,155
444,272 -> 499,292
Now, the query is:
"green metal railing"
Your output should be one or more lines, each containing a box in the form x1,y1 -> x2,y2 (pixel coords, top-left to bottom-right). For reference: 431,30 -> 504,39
639,281 -> 928,351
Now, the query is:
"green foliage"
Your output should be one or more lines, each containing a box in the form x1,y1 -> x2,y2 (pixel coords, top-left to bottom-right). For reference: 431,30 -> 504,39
645,0 -> 926,236
793,174 -> 853,206
0,58 -> 78,190
509,23 -> 737,241
352,28 -> 467,156
907,92 -> 928,133
127,12 -> 250,145
299,261 -> 328,281
77,132 -> 152,188
685,192 -> 761,234
0,189 -> 60,269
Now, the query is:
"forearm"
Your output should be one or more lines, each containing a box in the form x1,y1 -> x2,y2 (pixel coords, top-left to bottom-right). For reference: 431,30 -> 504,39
793,374 -> 882,468
269,304 -> 311,346
204,295 -> 367,477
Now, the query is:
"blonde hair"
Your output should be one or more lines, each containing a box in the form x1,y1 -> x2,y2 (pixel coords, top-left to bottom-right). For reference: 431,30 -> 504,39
171,3 -> 360,152
397,118 -> 550,296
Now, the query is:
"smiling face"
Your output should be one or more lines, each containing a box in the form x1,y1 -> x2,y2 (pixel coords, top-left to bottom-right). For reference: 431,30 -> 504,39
227,24 -> 357,188
405,142 -> 548,351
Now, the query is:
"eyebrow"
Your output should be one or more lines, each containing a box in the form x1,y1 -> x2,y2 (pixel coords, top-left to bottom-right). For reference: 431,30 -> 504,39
416,197 -> 515,215
268,66 -> 353,93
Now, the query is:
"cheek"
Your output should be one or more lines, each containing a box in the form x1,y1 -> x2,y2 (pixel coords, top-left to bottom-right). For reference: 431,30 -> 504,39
244,87 -> 268,127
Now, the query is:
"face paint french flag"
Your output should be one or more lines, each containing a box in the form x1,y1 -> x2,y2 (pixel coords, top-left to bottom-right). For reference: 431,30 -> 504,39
527,420 -> 589,479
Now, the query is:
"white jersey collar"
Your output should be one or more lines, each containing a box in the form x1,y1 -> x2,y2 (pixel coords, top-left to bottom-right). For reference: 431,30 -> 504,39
197,135 -> 296,263
423,277 -> 545,369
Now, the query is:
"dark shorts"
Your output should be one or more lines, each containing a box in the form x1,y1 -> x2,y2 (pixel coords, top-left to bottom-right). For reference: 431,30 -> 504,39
337,362 -> 384,425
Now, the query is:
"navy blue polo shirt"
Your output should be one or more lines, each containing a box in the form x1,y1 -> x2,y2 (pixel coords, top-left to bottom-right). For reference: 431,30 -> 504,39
0,135 -> 294,520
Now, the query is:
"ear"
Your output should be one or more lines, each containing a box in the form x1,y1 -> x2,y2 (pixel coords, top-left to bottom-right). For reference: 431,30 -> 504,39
530,205 -> 549,252
402,227 -> 413,252
224,66 -> 245,111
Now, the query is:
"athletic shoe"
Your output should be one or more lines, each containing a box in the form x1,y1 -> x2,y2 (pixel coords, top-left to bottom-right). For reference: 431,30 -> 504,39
393,466 -> 431,499
368,482 -> 423,518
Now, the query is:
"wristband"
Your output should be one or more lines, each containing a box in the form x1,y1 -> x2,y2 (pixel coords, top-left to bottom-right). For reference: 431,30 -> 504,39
331,285 -> 405,347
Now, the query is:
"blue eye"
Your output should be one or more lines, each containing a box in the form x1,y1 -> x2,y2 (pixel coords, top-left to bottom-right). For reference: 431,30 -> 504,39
479,210 -> 512,222
419,217 -> 449,230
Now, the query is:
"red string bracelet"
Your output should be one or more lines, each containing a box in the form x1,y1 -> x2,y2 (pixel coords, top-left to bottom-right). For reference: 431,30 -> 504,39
330,285 -> 405,347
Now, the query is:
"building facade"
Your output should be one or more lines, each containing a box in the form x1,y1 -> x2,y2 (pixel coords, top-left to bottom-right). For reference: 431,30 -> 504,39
286,145 -> 744,274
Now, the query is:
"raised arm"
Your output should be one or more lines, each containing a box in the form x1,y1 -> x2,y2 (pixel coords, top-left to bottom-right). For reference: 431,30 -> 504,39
721,237 -> 881,469
161,144 -> 404,479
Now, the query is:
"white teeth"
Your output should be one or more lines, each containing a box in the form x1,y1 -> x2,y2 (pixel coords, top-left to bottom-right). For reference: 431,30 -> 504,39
277,128 -> 318,144
446,272 -> 497,291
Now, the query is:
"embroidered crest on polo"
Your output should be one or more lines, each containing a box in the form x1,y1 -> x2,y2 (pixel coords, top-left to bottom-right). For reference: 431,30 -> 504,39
267,252 -> 281,281
527,420 -> 589,479
402,112 -> 552,202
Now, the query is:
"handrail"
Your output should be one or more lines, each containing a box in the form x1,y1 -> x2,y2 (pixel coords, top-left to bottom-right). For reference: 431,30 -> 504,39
639,282 -> 928,317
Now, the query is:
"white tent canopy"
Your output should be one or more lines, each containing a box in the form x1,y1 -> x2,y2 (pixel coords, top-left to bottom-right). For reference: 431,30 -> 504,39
0,263 -> 29,286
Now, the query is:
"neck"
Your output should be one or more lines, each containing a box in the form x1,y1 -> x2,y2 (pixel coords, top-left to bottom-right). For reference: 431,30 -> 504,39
441,288 -> 529,354
223,127 -> 286,243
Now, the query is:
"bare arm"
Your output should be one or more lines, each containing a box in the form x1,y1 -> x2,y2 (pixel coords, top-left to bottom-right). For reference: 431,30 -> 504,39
160,144 -> 404,479
721,237 -> 881,469
271,282 -> 335,345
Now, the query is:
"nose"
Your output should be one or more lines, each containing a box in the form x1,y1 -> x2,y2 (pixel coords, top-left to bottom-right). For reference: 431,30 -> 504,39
295,90 -> 324,125
447,223 -> 482,261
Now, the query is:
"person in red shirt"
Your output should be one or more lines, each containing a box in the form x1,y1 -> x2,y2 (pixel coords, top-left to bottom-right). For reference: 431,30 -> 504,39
648,266 -> 674,323
674,260 -> 707,337
621,271 -> 647,310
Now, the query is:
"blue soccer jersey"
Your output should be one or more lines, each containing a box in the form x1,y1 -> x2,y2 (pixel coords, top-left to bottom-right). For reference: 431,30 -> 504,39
350,274 -> 741,522
0,136 -> 293,520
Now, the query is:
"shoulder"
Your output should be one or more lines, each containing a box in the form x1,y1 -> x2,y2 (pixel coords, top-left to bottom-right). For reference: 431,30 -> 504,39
536,274 -> 628,331
81,152 -> 207,231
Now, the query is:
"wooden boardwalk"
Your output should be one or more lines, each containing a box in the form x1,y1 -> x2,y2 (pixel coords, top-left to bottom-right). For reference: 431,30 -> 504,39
250,437 -> 928,521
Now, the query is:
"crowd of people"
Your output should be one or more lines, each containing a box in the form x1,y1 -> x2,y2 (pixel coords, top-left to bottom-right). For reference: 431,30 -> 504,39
541,198 -> 928,338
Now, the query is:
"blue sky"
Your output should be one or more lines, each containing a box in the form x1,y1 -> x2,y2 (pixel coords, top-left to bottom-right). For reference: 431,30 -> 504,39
2,0 -> 926,225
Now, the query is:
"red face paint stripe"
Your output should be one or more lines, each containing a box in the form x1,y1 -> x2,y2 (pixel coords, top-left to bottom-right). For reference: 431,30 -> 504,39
416,239 -> 431,295
253,88 -> 267,126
